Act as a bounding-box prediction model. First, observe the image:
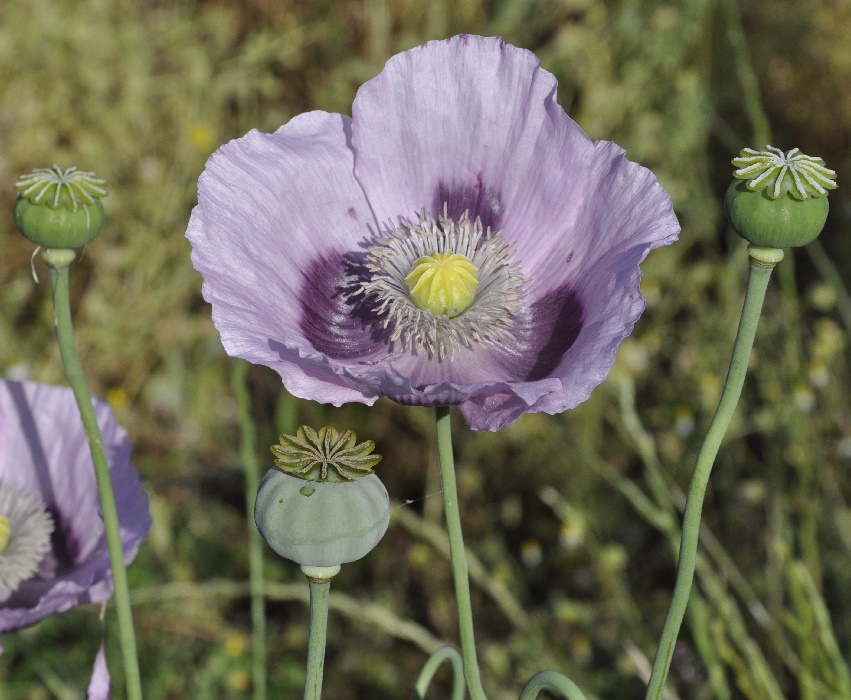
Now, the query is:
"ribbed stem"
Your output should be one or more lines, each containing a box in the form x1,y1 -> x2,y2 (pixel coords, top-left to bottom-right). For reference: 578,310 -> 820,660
232,360 -> 267,700
435,405 -> 488,700
645,250 -> 779,699
46,251 -> 142,700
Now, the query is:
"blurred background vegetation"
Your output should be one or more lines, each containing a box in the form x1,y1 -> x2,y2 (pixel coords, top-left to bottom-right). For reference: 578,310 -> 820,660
1,0 -> 850,697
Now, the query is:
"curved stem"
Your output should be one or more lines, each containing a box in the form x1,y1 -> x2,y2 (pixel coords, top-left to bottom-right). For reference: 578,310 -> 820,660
519,671 -> 588,700
435,405 -> 488,700
304,578 -> 331,700
412,645 -> 465,700
644,252 -> 779,699
46,253 -> 143,700
232,360 -> 267,700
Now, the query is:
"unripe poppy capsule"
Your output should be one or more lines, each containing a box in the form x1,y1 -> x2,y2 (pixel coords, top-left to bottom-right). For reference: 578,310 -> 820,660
14,166 -> 107,249
254,426 -> 390,569
724,146 -> 836,249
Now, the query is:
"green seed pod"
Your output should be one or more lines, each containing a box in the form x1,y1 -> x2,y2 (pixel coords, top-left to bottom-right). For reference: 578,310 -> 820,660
14,166 -> 107,248
255,469 -> 390,567
254,426 -> 389,568
724,146 -> 836,249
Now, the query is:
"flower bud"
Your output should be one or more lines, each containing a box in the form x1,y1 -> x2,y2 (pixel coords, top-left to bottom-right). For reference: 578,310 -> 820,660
724,146 -> 836,248
14,166 -> 107,248
254,427 -> 390,568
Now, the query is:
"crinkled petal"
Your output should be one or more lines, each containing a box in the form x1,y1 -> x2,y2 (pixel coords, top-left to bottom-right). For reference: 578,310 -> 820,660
352,35 -> 593,280
0,381 -> 151,631
187,111 -> 385,405
528,140 -> 679,296
522,141 -> 679,418
354,35 -> 677,290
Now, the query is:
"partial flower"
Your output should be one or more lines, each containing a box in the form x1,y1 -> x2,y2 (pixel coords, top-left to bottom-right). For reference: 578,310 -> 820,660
187,35 -> 679,430
86,643 -> 111,700
0,380 -> 151,633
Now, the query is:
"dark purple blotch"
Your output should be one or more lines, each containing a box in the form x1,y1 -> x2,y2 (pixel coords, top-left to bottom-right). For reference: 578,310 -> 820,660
434,177 -> 502,232
297,251 -> 386,360
492,285 -> 584,381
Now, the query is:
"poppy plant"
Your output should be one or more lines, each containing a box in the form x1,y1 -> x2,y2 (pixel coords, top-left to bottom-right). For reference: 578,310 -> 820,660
187,34 -> 679,430
0,380 -> 151,637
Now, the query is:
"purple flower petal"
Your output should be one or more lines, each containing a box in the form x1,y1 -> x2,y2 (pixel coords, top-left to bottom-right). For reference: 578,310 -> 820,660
0,380 -> 151,631
86,643 -> 111,700
187,112 -> 385,405
186,35 -> 680,430
352,35 -> 592,259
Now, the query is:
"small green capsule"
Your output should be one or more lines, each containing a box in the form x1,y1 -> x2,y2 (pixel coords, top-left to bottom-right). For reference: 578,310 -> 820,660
14,166 -> 107,248
724,146 -> 836,249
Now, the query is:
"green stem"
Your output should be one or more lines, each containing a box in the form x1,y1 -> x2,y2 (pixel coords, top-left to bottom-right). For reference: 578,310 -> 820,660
45,250 -> 142,700
232,360 -> 267,700
435,405 -> 488,700
412,645 -> 465,700
644,247 -> 780,699
518,671 -> 588,700
304,578 -> 331,700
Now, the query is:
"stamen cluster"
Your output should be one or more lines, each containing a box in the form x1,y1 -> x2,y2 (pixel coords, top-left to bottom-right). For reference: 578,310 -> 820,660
358,208 -> 524,360
0,480 -> 54,602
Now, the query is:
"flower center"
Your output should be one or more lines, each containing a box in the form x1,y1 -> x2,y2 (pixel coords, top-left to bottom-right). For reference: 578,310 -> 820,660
405,250 -> 479,318
356,207 -> 524,361
0,480 -> 54,601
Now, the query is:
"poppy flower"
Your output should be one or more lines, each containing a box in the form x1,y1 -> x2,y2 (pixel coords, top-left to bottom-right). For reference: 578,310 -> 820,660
187,34 -> 679,430
0,380 -> 151,635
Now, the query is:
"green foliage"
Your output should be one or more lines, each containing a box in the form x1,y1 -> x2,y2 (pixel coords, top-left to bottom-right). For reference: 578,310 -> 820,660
1,0 -> 850,697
